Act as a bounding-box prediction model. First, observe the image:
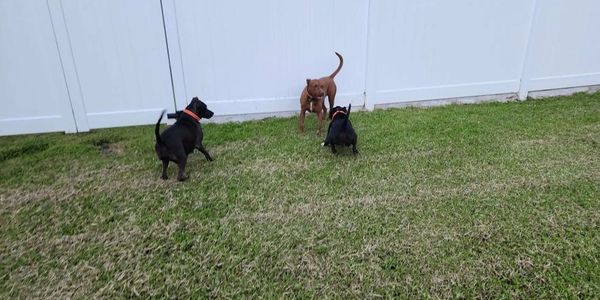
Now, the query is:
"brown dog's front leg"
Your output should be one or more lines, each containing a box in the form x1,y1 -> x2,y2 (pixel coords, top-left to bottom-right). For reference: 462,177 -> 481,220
299,110 -> 306,133
316,109 -> 324,136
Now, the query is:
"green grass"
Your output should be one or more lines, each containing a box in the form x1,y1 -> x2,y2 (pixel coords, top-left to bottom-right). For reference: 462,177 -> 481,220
1,93 -> 600,298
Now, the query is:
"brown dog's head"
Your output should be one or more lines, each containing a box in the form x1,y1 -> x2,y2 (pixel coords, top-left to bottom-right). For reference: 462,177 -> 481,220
306,79 -> 326,101
186,97 -> 214,119
329,105 -> 348,119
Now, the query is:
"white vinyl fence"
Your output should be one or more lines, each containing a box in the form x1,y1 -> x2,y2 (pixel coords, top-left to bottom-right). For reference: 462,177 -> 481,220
1,0 -> 599,136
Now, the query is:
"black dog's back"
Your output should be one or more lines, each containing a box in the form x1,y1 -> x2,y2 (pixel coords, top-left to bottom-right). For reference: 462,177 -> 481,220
324,104 -> 358,154
158,120 -> 199,156
327,118 -> 356,146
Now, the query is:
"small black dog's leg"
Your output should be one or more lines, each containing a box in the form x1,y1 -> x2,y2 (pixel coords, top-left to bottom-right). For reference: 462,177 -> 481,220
196,144 -> 214,161
352,142 -> 359,155
161,160 -> 169,180
176,155 -> 188,181
331,144 -> 337,154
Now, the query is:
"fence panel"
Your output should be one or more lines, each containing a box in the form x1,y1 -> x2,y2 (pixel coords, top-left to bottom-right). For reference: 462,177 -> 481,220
519,0 -> 600,98
57,0 -> 175,129
163,0 -> 369,116
365,0 -> 535,107
2,0 -> 600,136
0,0 -> 76,136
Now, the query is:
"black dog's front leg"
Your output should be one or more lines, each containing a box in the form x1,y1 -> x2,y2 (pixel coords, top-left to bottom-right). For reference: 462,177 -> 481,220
352,142 -> 359,154
196,144 -> 214,161
331,144 -> 337,154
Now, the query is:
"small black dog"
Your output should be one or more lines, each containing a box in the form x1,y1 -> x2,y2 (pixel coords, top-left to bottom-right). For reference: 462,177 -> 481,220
155,97 -> 214,181
322,104 -> 358,154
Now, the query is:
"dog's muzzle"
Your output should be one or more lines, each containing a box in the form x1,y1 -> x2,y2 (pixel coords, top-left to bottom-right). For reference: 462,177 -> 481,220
205,110 -> 214,119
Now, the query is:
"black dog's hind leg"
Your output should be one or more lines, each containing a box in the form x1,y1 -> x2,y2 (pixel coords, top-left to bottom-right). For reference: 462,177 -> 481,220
352,142 -> 359,154
322,122 -> 334,146
176,154 -> 189,181
196,144 -> 214,161
331,144 -> 337,154
161,160 -> 169,180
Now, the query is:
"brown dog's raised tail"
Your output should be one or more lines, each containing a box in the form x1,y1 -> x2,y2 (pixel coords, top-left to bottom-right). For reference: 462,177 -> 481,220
155,109 -> 167,146
344,104 -> 352,127
329,52 -> 344,79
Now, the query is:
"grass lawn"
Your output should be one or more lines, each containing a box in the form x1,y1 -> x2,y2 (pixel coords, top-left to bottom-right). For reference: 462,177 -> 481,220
1,93 -> 599,298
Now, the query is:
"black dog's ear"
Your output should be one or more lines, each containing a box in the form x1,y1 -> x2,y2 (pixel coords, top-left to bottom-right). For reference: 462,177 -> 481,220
189,97 -> 204,113
330,107 -> 339,119
306,79 -> 311,86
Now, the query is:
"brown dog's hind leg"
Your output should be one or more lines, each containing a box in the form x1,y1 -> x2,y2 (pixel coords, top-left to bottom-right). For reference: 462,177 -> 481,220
161,160 -> 169,180
327,85 -> 337,118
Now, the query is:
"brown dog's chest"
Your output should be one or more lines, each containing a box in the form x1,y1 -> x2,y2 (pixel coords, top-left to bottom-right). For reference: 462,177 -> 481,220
304,98 -> 324,113
301,86 -> 327,113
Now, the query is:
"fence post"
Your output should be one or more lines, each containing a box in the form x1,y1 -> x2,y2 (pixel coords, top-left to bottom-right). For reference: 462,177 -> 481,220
363,0 -> 376,111
47,0 -> 89,132
160,0 -> 187,111
518,0 -> 539,100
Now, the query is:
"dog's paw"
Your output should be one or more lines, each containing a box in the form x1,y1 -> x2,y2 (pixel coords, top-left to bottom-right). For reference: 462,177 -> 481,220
177,175 -> 188,182
206,156 -> 214,161
320,142 -> 325,147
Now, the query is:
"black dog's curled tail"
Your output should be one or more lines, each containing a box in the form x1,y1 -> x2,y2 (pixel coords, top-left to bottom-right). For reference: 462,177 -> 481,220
155,109 -> 167,145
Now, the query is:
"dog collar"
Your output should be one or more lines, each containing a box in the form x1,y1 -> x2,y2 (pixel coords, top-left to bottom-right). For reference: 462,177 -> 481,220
183,109 -> 201,122
306,91 -> 319,102
331,111 -> 347,119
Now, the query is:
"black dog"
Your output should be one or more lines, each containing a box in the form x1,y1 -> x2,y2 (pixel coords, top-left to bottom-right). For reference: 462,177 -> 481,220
322,104 -> 358,154
155,97 -> 214,181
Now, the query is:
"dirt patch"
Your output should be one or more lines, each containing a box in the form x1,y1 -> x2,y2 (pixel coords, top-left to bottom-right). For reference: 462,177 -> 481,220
91,138 -> 125,156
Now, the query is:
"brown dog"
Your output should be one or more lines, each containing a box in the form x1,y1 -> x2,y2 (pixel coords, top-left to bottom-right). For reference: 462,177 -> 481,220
299,52 -> 343,135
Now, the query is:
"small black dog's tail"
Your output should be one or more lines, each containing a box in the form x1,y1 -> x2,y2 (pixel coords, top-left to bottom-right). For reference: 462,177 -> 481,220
155,109 -> 167,145
343,104 -> 352,127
